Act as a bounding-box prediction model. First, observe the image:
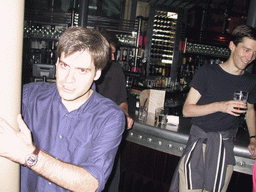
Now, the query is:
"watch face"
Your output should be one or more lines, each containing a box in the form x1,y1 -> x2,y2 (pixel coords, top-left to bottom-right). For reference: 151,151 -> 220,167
26,154 -> 38,167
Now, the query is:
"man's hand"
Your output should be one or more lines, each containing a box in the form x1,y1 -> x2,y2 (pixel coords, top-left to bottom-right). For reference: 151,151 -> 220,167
248,139 -> 256,159
126,116 -> 134,130
220,100 -> 247,116
0,114 -> 34,164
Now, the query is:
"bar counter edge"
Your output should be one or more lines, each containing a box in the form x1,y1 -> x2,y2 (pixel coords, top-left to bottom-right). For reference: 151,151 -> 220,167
125,116 -> 255,175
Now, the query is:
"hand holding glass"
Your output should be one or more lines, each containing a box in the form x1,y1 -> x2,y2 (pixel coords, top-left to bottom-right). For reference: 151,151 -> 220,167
233,91 -> 248,111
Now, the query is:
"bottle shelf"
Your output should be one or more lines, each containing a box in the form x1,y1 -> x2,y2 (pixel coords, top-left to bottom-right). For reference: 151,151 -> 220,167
149,10 -> 178,68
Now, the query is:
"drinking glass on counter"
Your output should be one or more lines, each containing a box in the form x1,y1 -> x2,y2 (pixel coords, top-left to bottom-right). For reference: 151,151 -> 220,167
155,107 -> 168,128
138,106 -> 148,123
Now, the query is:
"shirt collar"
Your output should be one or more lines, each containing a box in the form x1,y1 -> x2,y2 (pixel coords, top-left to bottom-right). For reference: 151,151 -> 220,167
55,90 -> 96,117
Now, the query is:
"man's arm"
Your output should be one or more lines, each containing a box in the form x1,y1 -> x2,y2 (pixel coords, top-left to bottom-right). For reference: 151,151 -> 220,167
32,150 -> 98,191
0,115 -> 98,192
119,102 -> 134,129
246,103 -> 256,159
183,87 -> 247,117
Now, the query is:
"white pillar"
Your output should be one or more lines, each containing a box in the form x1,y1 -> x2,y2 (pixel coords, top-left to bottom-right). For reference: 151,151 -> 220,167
0,0 -> 24,191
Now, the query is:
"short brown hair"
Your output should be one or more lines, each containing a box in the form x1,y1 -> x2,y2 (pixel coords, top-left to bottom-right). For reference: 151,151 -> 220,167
57,26 -> 110,70
231,25 -> 256,46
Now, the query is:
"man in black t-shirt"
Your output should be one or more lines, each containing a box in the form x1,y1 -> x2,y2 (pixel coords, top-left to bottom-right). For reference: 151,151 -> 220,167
96,29 -> 134,192
170,25 -> 256,192
96,29 -> 133,129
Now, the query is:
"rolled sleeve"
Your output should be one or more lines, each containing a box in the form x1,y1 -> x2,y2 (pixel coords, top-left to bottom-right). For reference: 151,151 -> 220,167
82,110 -> 125,191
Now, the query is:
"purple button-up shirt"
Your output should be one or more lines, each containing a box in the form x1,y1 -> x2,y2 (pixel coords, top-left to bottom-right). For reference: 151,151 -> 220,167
20,82 -> 125,192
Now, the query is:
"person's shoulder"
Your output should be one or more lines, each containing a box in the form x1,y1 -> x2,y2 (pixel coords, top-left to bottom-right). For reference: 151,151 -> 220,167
91,91 -> 122,111
244,71 -> 256,80
110,62 -> 124,73
198,64 -> 221,74
200,63 -> 218,70
24,82 -> 56,91
23,82 -> 57,100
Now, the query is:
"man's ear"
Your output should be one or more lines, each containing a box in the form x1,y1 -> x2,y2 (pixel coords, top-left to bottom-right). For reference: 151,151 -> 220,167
229,41 -> 236,51
94,69 -> 102,81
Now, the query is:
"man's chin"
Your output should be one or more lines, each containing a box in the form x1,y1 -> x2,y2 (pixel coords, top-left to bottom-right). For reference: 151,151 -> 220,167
59,93 -> 76,102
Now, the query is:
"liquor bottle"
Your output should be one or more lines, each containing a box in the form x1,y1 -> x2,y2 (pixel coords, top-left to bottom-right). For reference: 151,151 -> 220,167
122,48 -> 127,61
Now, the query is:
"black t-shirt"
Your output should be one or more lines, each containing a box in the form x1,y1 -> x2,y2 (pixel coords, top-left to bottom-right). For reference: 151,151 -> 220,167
190,64 -> 256,132
96,61 -> 127,105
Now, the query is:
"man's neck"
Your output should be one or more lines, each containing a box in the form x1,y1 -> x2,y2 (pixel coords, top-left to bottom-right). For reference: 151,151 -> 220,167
62,90 -> 93,112
219,61 -> 244,75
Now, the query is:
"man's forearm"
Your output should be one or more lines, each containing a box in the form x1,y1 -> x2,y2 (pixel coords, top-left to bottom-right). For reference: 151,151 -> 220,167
246,107 -> 256,137
182,102 -> 222,117
31,149 -> 98,192
119,102 -> 134,129
119,102 -> 129,116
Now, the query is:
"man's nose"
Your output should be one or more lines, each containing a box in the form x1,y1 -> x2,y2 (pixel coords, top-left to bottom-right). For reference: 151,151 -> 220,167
66,69 -> 75,82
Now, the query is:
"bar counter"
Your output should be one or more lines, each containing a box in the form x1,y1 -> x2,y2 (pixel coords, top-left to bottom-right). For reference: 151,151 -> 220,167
125,113 -> 255,175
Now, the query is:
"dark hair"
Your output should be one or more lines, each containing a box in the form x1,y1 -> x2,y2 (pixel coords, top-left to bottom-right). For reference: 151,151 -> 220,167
97,28 -> 119,49
231,25 -> 256,46
57,26 -> 109,70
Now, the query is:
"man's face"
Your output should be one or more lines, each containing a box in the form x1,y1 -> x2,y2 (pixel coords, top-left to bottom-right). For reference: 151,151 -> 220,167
56,51 -> 101,106
230,37 -> 256,71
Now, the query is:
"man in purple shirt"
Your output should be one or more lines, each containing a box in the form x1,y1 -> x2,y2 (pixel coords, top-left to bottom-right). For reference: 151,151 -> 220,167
0,26 -> 125,191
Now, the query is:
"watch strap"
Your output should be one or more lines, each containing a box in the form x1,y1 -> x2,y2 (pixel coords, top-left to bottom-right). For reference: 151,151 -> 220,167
33,148 -> 40,156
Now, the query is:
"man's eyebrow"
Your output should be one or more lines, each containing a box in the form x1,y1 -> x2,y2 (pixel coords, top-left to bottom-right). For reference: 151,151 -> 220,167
77,67 -> 92,71
242,46 -> 251,50
59,59 -> 67,64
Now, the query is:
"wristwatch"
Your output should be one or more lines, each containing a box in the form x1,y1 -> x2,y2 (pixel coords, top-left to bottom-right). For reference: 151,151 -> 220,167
25,148 -> 40,168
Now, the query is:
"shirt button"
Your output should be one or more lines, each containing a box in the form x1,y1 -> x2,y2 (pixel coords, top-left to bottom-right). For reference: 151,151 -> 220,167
65,114 -> 68,117
59,135 -> 63,139
49,182 -> 52,185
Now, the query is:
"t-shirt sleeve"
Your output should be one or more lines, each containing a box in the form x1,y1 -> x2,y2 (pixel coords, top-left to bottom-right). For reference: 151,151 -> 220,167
189,64 -> 208,95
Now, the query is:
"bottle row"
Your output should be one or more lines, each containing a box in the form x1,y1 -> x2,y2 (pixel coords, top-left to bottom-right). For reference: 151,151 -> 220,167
185,42 -> 230,57
116,47 -> 145,62
149,64 -> 172,77
154,11 -> 178,22
151,46 -> 174,53
127,75 -> 180,90
115,33 -> 137,47
121,59 -> 173,78
116,47 -> 135,62
121,57 -> 147,75
24,24 -> 67,39
154,16 -> 177,24
152,32 -> 176,40
150,54 -> 173,64
151,40 -> 175,48
153,24 -> 177,32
